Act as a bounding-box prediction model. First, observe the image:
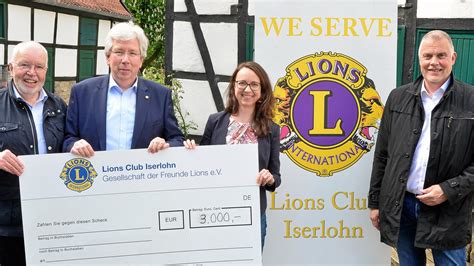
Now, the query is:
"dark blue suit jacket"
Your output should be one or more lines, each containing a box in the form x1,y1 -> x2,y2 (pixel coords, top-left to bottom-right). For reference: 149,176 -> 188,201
200,111 -> 281,214
63,75 -> 184,152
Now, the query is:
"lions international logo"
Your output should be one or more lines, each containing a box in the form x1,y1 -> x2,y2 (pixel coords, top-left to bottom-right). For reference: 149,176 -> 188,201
60,158 -> 97,192
274,52 -> 384,176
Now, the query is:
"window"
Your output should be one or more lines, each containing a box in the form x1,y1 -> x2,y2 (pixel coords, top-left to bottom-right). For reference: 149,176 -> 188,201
78,17 -> 98,80
79,17 -> 97,45
0,1 -> 5,38
78,50 -> 95,81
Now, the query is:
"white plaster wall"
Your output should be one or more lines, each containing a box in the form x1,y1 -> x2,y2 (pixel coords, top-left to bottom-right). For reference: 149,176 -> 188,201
97,20 -> 111,47
173,21 -> 205,73
201,23 -> 238,75
0,45 -> 4,64
34,9 -> 56,43
248,0 -> 256,16
96,49 -> 109,75
418,0 -> 474,18
174,0 -> 187,12
218,81 -> 229,104
178,78 -> 218,135
8,5 -> 31,41
56,14 -> 79,45
195,0 -> 237,14
55,48 -> 77,77
174,0 -> 237,14
7,45 -> 16,63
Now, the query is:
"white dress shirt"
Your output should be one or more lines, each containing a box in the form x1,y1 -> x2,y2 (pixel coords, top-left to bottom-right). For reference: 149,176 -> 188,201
13,85 -> 48,154
406,78 -> 450,194
105,76 -> 137,150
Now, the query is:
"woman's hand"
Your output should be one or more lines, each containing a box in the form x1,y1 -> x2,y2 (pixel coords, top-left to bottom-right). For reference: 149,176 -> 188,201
183,139 -> 197,149
256,168 -> 274,186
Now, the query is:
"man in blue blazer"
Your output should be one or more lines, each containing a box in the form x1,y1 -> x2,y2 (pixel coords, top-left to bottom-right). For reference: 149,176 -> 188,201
63,22 -> 184,156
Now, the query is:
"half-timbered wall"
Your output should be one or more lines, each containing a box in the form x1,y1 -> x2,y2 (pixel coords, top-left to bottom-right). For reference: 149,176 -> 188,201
166,0 -> 256,135
0,0 -> 128,101
168,0 -> 474,136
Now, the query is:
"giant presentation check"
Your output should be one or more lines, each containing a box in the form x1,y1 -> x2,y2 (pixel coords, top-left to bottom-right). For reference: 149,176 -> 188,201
19,144 -> 262,264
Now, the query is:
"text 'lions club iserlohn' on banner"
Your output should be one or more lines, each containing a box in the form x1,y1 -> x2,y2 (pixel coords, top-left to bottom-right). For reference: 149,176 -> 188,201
255,0 -> 397,264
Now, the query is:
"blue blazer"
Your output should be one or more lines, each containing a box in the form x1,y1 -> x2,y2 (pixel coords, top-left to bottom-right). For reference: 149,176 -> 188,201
63,75 -> 184,152
200,111 -> 281,214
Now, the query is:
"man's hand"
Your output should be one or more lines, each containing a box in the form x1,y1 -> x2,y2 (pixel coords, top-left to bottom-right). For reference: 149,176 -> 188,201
0,149 -> 24,176
370,209 -> 380,230
417,184 -> 448,206
147,137 -> 170,153
71,139 -> 95,158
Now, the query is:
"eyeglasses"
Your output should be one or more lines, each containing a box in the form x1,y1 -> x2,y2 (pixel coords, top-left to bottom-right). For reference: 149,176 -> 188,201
14,63 -> 47,73
235,80 -> 260,91
110,50 -> 141,59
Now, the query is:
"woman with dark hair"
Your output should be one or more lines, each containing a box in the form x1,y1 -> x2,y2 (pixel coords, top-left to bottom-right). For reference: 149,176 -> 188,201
185,61 -> 281,248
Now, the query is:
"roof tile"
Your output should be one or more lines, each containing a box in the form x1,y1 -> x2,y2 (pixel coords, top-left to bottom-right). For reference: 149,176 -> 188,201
59,0 -> 131,18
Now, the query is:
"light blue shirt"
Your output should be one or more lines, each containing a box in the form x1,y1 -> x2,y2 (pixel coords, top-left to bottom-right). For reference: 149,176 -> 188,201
406,78 -> 450,194
106,76 -> 137,150
13,85 -> 48,154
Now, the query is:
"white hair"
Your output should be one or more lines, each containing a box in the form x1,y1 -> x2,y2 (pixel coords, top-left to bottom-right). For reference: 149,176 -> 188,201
11,41 -> 48,65
105,22 -> 149,58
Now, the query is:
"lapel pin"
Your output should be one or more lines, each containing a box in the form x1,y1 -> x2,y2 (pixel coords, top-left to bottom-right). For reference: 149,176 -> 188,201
145,95 -> 150,100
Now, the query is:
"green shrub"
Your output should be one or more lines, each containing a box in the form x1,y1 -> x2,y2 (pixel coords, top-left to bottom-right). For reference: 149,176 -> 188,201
143,67 -> 198,137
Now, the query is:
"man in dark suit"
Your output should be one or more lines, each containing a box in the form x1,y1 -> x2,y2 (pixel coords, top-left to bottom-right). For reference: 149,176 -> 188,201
63,22 -> 184,156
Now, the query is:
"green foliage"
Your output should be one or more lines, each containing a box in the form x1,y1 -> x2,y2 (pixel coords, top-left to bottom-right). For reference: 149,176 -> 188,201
125,0 -> 198,136
124,0 -> 165,70
143,67 -> 198,137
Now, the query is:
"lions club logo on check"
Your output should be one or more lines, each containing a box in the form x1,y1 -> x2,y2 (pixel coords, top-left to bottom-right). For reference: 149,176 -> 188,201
274,52 -> 384,176
60,158 -> 98,192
